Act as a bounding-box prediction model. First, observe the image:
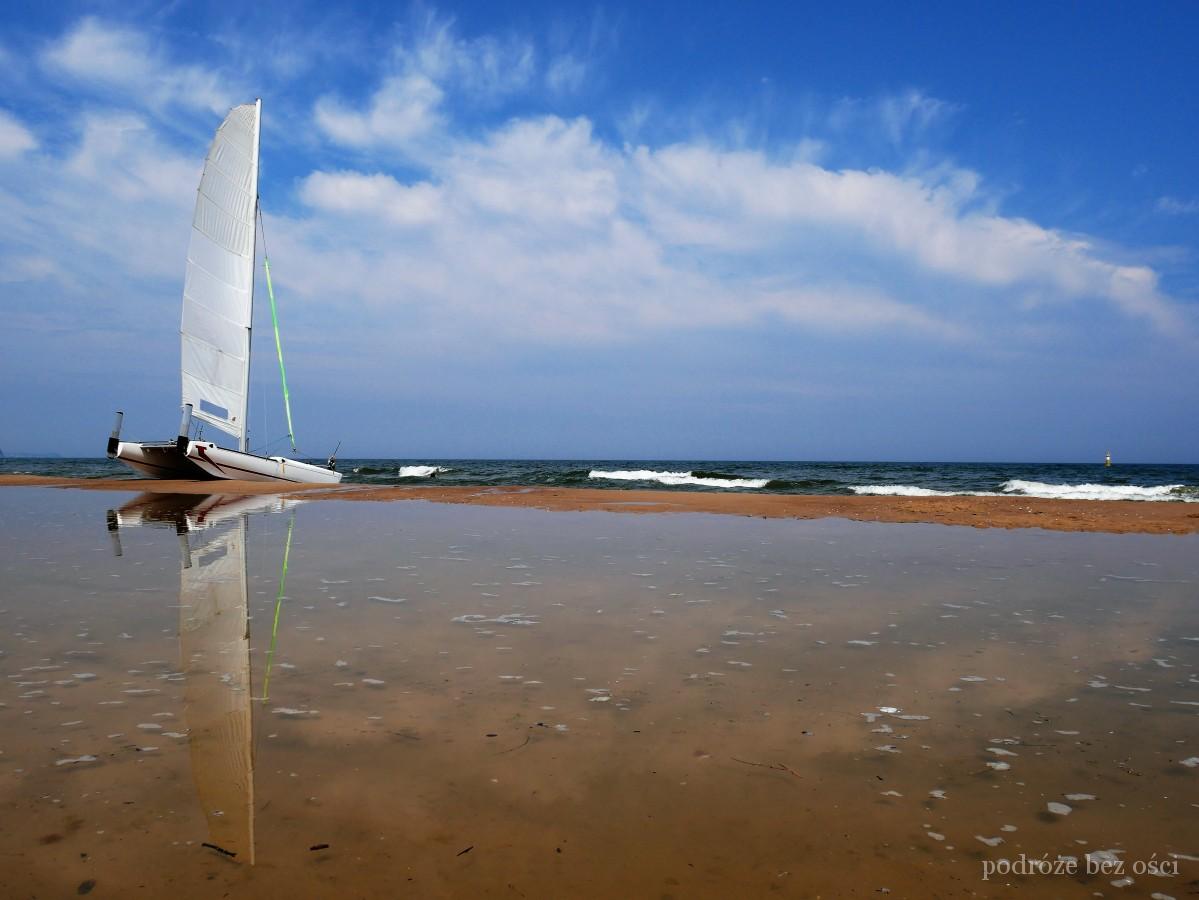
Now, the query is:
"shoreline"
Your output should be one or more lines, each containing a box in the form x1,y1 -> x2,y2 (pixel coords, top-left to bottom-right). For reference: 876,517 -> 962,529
3,473 -> 1198,534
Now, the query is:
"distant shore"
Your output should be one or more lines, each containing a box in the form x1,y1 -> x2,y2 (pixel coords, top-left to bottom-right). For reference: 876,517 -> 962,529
4,473 -> 1198,534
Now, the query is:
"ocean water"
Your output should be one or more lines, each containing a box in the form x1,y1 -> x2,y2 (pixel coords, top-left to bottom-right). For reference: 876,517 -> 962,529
5,455 -> 1198,501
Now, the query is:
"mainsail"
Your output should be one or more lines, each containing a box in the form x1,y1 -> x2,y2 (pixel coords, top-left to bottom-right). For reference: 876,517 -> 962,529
180,101 -> 260,450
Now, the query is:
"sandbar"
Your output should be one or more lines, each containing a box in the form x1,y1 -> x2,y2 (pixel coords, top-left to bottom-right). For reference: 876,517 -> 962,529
3,473 -> 1197,533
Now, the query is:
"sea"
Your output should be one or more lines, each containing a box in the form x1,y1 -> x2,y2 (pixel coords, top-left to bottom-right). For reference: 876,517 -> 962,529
4,456 -> 1197,501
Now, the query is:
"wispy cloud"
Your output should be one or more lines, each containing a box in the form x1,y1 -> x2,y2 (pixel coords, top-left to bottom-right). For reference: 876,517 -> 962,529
829,88 -> 961,147
2,107 -> 196,314
0,108 -> 37,156
64,113 -> 198,204
1156,195 -> 1199,215
40,17 -> 233,113
314,74 -> 445,151
403,10 -> 536,98
546,53 -> 587,94
879,89 -> 961,145
313,10 -> 538,152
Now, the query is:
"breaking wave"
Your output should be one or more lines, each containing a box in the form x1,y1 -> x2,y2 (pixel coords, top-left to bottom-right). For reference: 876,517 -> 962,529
850,481 -> 1197,501
1000,480 -> 1195,502
397,465 -> 452,478
589,469 -> 770,489
849,485 -> 972,497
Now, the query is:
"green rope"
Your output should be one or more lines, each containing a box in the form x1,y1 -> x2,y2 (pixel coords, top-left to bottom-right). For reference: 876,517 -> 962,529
262,255 -> 296,454
260,514 -> 294,701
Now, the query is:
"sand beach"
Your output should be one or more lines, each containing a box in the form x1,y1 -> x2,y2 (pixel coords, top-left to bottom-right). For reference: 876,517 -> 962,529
4,473 -> 1198,534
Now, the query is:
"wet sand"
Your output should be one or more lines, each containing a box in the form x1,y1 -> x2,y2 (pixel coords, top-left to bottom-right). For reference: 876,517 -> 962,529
1,489 -> 1197,898
3,473 -> 1199,534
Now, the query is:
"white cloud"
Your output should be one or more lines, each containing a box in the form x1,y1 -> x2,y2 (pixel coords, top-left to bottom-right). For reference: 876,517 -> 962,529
300,171 -> 442,226
313,13 -> 539,151
632,144 -> 1181,330
41,17 -> 232,113
314,74 -> 444,150
450,117 -> 618,227
65,113 -> 199,204
1156,195 -> 1199,215
272,78 -> 1190,349
3,110 -> 196,304
275,114 -> 966,344
0,109 -> 37,156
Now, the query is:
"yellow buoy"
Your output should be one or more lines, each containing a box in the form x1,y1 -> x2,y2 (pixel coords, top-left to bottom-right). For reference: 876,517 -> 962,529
1104,451 -> 1112,467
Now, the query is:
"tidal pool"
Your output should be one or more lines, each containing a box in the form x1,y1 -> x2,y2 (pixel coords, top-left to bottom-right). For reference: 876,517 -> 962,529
1,487 -> 1197,897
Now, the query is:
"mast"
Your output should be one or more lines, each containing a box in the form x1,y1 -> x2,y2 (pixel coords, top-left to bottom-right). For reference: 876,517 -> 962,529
241,98 -> 261,454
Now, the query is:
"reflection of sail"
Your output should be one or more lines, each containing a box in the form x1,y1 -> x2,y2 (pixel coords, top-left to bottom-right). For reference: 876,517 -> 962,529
106,493 -> 297,864
179,515 -> 255,863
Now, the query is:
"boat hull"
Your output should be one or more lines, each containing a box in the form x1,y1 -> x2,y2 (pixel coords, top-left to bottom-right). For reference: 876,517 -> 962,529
113,441 -> 214,480
185,441 -> 343,485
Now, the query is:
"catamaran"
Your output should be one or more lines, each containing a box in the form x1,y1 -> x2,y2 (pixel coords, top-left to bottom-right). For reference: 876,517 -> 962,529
107,100 -> 342,485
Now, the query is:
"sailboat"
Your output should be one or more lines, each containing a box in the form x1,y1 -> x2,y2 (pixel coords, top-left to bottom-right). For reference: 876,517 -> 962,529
107,100 -> 342,485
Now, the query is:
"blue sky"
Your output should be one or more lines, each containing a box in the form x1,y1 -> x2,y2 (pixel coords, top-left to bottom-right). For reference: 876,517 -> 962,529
1,1 -> 1196,461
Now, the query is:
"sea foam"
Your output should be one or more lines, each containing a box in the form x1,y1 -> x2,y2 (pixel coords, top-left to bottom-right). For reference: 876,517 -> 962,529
589,469 -> 769,489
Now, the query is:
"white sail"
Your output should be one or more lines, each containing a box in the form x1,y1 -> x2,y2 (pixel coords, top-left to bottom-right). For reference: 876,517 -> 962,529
180,101 -> 260,448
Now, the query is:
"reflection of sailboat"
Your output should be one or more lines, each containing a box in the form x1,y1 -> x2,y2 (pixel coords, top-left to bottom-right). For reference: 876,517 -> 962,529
108,492 -> 298,533
106,492 -> 295,864
106,492 -> 298,557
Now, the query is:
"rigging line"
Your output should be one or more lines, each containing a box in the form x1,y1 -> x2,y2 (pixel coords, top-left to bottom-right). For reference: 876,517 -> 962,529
256,206 -> 297,454
257,433 -> 296,454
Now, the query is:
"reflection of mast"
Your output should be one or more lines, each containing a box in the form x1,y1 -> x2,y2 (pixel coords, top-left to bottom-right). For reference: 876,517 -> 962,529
179,514 -> 255,863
